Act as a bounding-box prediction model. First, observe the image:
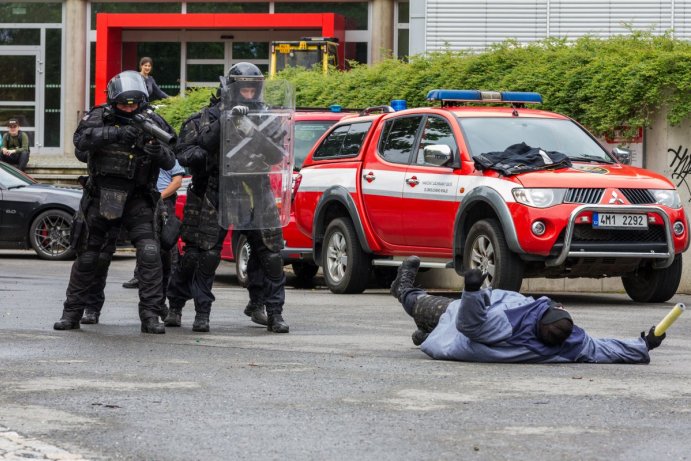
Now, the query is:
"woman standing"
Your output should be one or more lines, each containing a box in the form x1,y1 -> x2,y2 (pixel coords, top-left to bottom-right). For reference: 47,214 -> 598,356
139,56 -> 169,101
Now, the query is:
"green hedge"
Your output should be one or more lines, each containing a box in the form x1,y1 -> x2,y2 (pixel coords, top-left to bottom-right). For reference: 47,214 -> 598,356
157,31 -> 691,138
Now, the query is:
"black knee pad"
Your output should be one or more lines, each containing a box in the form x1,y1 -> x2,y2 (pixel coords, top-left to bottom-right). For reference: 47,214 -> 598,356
137,239 -> 160,264
180,251 -> 200,276
77,250 -> 99,272
198,250 -> 221,277
260,252 -> 284,280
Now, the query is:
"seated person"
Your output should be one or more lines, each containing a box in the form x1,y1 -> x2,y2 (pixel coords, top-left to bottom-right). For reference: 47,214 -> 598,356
1,119 -> 31,171
390,256 -> 664,364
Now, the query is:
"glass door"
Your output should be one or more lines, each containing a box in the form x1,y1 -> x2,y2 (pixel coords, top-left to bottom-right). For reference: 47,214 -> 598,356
0,47 -> 43,152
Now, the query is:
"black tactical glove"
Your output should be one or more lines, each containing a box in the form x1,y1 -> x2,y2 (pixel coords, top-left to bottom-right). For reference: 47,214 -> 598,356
463,269 -> 488,292
143,142 -> 163,161
119,125 -> 140,145
231,105 -> 249,116
641,326 -> 666,351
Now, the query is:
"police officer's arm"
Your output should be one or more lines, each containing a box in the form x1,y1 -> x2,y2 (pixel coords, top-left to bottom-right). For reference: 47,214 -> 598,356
73,108 -> 124,151
143,113 -> 176,170
160,174 -> 183,199
175,116 -> 208,168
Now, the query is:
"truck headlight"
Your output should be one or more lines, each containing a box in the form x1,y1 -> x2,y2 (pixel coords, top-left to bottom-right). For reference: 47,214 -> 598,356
651,189 -> 681,209
512,188 -> 566,208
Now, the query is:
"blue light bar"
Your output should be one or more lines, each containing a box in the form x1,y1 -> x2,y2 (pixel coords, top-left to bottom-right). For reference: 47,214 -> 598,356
426,89 -> 543,104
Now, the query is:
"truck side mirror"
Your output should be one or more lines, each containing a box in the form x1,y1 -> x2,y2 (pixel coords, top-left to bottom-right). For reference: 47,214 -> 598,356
423,144 -> 453,166
612,147 -> 632,165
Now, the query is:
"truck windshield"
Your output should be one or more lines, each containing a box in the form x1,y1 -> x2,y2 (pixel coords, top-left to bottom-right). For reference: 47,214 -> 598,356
457,117 -> 612,162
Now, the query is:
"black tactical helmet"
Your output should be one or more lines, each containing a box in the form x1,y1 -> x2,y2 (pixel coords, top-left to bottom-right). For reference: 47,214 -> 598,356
107,70 -> 149,109
227,62 -> 264,103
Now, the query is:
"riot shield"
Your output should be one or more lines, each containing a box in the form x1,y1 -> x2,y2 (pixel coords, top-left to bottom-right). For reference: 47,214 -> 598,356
218,79 -> 295,230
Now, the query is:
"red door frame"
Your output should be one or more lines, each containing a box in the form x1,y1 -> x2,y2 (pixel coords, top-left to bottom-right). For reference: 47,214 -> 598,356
95,13 -> 345,104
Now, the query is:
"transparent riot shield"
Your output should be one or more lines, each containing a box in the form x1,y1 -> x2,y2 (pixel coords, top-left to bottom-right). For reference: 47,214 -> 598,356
218,79 -> 295,230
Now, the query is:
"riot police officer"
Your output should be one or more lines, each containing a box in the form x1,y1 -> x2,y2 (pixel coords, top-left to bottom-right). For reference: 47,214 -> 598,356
166,62 -> 289,333
53,70 -> 176,334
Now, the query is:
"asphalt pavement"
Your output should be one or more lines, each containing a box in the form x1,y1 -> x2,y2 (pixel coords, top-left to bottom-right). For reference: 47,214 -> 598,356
1,251 -> 690,461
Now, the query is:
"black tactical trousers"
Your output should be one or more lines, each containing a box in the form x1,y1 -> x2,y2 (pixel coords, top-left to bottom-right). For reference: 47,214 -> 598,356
167,226 -> 225,316
244,229 -> 286,315
133,197 -> 178,300
61,197 -> 163,323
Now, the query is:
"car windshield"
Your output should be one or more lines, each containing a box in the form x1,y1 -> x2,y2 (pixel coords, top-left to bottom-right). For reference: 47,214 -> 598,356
0,162 -> 35,188
294,121 -> 336,169
458,117 -> 613,163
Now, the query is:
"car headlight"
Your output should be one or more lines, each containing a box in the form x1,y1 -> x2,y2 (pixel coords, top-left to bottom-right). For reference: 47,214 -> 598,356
512,188 -> 566,208
651,189 -> 681,209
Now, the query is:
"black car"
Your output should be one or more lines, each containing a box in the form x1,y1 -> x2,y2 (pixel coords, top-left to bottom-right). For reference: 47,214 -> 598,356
0,161 -> 82,260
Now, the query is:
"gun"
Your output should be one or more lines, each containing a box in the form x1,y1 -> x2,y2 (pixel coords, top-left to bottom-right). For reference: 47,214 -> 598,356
132,113 -> 177,145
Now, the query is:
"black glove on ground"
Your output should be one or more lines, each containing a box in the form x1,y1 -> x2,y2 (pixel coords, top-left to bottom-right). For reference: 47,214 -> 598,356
231,105 -> 249,116
463,269 -> 488,292
641,326 -> 666,350
119,125 -> 140,145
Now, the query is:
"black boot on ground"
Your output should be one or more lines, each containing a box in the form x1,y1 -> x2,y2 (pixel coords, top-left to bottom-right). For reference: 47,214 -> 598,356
141,318 -> 165,334
390,256 -> 421,300
159,303 -> 169,323
244,301 -> 268,326
80,311 -> 100,325
164,307 -> 182,327
267,313 -> 289,333
122,277 -> 139,289
411,329 -> 429,346
54,318 -> 80,330
192,315 -> 210,332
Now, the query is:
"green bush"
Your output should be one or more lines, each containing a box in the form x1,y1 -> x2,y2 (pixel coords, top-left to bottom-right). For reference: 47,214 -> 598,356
157,31 -> 691,139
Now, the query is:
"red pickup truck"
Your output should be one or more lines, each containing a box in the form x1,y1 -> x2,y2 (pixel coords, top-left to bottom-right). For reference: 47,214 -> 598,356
176,109 -> 350,285
293,90 -> 689,301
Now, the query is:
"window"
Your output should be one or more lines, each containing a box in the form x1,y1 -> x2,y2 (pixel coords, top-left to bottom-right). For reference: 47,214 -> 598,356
415,116 -> 456,166
313,122 -> 372,159
378,116 -> 423,164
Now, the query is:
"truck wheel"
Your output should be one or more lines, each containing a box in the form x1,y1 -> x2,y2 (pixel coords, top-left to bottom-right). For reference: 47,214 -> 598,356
29,209 -> 76,261
322,217 -> 370,294
234,233 -> 250,288
291,262 -> 319,284
622,255 -> 682,303
463,218 -> 523,291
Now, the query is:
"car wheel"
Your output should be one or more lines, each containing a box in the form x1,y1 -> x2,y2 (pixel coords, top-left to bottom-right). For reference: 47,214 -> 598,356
234,233 -> 251,287
291,261 -> 319,284
29,209 -> 76,261
463,218 -> 523,291
322,217 -> 371,294
622,255 -> 683,303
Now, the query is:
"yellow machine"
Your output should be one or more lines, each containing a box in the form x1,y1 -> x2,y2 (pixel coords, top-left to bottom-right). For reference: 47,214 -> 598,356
269,37 -> 339,78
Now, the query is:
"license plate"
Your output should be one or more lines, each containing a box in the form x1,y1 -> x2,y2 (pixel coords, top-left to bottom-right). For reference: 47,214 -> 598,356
593,213 -> 648,229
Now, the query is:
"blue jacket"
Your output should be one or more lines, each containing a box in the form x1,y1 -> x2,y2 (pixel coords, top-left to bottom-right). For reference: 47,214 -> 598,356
420,289 -> 650,364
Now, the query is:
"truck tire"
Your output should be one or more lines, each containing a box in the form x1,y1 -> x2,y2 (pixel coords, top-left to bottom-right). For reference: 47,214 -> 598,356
463,218 -> 523,292
234,233 -> 250,288
322,217 -> 371,294
622,255 -> 682,303
29,209 -> 76,261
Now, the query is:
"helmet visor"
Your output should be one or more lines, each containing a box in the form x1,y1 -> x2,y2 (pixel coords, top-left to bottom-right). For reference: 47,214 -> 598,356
107,71 -> 149,104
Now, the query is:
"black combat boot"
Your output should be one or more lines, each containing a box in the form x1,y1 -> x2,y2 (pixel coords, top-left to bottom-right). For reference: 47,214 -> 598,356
390,256 -> 421,300
159,303 -> 169,323
141,318 -> 165,334
54,318 -> 80,330
80,311 -> 100,325
267,313 -> 289,333
411,329 -> 429,346
164,306 -> 182,327
192,314 -> 210,332
122,277 -> 139,289
244,301 -> 268,326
